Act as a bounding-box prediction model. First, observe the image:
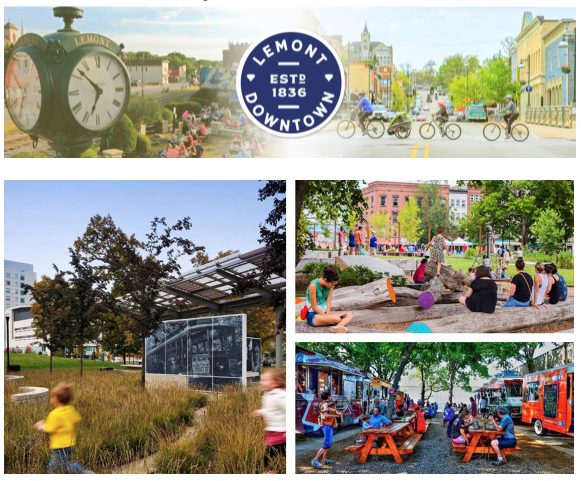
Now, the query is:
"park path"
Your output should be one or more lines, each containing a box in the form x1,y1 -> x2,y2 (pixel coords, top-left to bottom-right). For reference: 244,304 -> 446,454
113,407 -> 207,474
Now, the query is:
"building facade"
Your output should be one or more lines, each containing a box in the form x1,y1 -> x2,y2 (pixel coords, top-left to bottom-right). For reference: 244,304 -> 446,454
347,63 -> 381,100
363,182 -> 481,225
222,42 -> 250,68
125,59 -> 169,85
4,306 -> 45,354
348,23 -> 393,67
515,12 -> 558,108
4,22 -> 19,46
543,20 -> 576,107
4,260 -> 36,311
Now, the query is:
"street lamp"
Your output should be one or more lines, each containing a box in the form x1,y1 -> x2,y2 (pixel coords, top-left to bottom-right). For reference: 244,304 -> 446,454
518,58 -> 531,107
558,25 -> 576,106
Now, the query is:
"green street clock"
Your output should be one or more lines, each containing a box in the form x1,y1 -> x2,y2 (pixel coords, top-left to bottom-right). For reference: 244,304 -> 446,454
4,7 -> 130,157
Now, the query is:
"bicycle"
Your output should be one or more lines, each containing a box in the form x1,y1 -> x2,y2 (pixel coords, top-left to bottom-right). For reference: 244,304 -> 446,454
483,114 -> 529,142
419,116 -> 462,140
336,110 -> 385,139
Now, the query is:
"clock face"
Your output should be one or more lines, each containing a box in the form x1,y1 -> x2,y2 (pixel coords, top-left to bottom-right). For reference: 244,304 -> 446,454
67,52 -> 128,131
5,51 -> 43,131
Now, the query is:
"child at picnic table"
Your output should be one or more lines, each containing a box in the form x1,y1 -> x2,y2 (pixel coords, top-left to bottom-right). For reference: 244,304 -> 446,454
487,406 -> 517,467
252,368 -> 286,473
450,409 -> 474,446
310,391 -> 340,470
33,382 -> 87,474
304,265 -> 353,333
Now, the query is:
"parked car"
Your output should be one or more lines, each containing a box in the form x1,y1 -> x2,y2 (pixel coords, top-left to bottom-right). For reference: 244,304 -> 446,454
465,104 -> 487,122
371,104 -> 390,121
451,111 -> 465,122
413,114 -> 427,122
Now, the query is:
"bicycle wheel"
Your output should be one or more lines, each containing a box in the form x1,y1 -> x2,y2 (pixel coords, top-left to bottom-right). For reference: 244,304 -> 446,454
366,120 -> 385,139
511,123 -> 529,142
445,123 -> 462,140
419,122 -> 435,139
336,120 -> 356,139
395,125 -> 411,139
483,123 -> 501,141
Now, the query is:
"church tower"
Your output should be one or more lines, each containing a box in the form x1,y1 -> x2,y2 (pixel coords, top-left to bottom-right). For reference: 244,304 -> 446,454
361,22 -> 370,60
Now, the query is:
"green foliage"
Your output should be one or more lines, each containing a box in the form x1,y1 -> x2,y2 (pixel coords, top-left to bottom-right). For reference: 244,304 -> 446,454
418,182 -> 449,243
3,353 -> 120,370
135,133 -> 152,156
11,151 -> 48,158
110,114 -> 138,153
464,247 -> 477,258
300,262 -> 383,288
436,54 -> 479,89
530,208 -> 565,256
165,101 -> 203,117
367,211 -> 392,239
80,147 -> 99,158
126,96 -> 171,127
557,251 -> 574,269
398,196 -> 422,244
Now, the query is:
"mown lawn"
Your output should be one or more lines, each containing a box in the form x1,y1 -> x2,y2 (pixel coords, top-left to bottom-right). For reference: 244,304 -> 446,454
4,353 -> 124,371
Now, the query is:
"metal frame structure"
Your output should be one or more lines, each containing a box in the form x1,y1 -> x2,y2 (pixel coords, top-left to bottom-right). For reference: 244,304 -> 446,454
154,247 -> 285,319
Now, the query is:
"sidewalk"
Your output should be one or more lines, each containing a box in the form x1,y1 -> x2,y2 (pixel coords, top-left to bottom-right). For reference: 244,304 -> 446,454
528,122 -> 576,140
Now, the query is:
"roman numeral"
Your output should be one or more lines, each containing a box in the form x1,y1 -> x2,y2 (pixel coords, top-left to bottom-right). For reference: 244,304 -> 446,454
72,102 -> 82,114
82,111 -> 90,124
72,74 -> 82,81
107,60 -> 112,71
115,87 -> 124,92
112,99 -> 121,107
82,60 -> 90,71
107,110 -> 112,119
112,72 -> 120,80
69,90 -> 79,96
95,115 -> 100,126
95,56 -> 101,68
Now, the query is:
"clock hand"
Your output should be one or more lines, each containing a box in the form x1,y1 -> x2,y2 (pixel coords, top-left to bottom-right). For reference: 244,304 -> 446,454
77,69 -> 104,96
91,89 -> 102,115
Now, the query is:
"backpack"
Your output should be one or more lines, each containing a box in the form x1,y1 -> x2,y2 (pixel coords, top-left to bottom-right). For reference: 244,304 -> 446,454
447,414 -> 459,438
557,273 -> 568,301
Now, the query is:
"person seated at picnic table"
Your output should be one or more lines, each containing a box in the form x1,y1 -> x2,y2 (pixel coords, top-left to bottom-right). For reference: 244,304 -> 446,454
443,403 -> 455,426
459,266 -> 498,314
413,258 -> 428,284
502,259 -> 533,307
363,407 -> 392,430
487,406 -> 517,467
450,409 -> 474,446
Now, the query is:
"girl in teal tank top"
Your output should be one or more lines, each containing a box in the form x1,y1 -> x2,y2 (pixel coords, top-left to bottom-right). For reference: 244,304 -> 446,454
303,265 -> 353,333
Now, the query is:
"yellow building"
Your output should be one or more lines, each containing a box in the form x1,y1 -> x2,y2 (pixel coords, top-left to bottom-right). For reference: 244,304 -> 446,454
347,62 -> 381,102
515,12 -> 557,109
4,22 -> 19,46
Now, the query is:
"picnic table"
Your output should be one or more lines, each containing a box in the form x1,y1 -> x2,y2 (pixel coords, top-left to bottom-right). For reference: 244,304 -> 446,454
344,421 -> 422,464
453,428 -> 520,463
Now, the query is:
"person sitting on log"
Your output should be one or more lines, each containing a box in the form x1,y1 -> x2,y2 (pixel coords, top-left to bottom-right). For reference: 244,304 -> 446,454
425,227 -> 448,276
413,258 -> 428,284
502,259 -> 534,308
459,266 -> 498,314
304,265 -> 353,333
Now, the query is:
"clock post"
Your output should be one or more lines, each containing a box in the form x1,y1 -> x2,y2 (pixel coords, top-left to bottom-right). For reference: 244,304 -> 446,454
4,7 -> 131,157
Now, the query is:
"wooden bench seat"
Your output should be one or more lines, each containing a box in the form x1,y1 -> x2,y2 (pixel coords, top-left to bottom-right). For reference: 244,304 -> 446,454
399,433 -> 423,454
451,442 -> 521,456
344,444 -> 364,454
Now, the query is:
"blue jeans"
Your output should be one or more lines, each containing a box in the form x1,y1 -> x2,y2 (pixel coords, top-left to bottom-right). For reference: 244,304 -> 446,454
47,447 -> 85,474
321,424 -> 334,449
502,297 -> 530,308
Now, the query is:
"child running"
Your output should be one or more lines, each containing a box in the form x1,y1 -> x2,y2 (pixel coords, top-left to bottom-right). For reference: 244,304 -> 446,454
34,382 -> 86,474
305,265 -> 353,333
253,368 -> 286,473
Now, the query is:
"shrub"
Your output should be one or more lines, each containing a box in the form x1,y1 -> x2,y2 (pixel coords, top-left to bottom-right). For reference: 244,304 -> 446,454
557,251 -> 574,270
135,133 -> 152,156
80,147 -> 99,158
10,151 -> 47,158
464,247 -> 477,258
110,114 -> 137,153
300,262 -> 384,288
126,96 -> 168,127
165,101 -> 203,117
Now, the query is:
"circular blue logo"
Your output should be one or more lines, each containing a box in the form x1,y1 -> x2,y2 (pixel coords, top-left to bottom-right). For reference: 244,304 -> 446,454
237,31 -> 344,138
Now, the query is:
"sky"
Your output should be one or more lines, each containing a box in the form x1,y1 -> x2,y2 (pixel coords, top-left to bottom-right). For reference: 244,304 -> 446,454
4,7 -> 576,68
4,181 -> 278,278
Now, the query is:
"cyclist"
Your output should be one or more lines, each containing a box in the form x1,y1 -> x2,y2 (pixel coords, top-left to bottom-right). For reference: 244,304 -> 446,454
357,92 -> 374,135
500,94 -> 519,139
434,101 -> 449,134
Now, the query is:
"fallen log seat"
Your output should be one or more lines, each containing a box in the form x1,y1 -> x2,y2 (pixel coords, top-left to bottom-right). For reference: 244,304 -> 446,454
399,433 -> 423,454
424,263 -> 471,291
409,299 -> 574,333
418,277 -> 445,309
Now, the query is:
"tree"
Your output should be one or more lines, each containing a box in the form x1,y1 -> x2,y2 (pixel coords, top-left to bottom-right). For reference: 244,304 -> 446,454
417,182 -> 449,243
479,57 -> 520,104
531,208 -> 565,257
110,114 -> 138,153
367,211 -> 392,240
192,250 -> 210,266
436,54 -> 479,89
501,37 -> 517,58
26,274 -> 73,373
398,196 -> 422,244
438,343 -> 489,403
391,71 -> 410,111
483,342 -> 542,374
75,214 -> 200,387
296,181 -> 366,262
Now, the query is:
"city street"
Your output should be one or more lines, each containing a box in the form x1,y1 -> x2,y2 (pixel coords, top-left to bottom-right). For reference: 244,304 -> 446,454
277,122 -> 575,158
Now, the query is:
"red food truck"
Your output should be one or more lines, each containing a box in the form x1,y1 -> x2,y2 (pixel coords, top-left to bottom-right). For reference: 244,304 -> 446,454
521,363 -> 574,436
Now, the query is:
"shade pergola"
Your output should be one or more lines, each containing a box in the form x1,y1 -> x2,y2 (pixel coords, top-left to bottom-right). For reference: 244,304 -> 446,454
153,247 -> 285,319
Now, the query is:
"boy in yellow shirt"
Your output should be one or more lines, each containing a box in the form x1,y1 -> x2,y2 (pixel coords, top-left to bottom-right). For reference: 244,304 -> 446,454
34,382 -> 85,473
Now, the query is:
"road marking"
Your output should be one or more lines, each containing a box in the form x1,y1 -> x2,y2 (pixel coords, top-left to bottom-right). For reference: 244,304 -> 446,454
410,144 -> 419,157
423,145 -> 430,158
